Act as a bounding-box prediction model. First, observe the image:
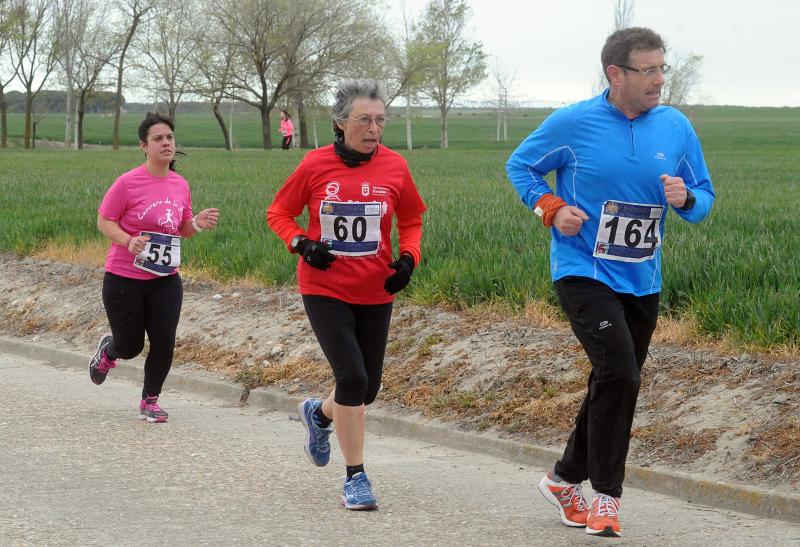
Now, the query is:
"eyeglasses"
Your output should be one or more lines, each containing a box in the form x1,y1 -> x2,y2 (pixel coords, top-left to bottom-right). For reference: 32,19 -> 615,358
349,115 -> 387,127
618,64 -> 671,78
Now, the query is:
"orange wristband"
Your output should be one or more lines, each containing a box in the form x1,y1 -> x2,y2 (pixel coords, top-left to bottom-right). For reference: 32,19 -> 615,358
534,194 -> 568,227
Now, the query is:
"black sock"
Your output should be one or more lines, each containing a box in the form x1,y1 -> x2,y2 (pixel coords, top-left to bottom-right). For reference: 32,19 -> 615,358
314,406 -> 332,428
346,464 -> 364,479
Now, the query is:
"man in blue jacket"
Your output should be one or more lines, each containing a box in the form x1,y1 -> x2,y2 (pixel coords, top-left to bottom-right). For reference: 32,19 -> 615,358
506,27 -> 714,537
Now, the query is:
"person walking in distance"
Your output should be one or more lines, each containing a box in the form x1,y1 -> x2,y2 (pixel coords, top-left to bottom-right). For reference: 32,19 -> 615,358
506,28 -> 715,537
89,112 -> 219,423
267,79 -> 426,510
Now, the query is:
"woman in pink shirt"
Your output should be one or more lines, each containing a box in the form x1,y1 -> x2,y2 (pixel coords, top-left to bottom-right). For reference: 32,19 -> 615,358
279,109 -> 294,150
89,112 -> 219,423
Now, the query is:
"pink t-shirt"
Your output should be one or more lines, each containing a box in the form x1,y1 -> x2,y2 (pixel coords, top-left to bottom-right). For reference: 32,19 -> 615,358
98,164 -> 193,279
280,118 -> 294,136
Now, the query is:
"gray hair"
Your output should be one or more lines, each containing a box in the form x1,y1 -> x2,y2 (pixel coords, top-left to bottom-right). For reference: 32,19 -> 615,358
331,79 -> 387,137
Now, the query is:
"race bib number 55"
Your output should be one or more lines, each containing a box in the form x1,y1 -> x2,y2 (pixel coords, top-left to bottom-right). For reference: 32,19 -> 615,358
319,201 -> 381,256
593,200 -> 663,263
133,231 -> 181,276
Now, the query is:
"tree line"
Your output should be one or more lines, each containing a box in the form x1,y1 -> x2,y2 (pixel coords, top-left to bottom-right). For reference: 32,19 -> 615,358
0,0 -> 489,150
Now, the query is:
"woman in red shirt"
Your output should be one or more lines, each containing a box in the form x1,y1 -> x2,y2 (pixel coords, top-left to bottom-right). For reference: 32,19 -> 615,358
267,79 -> 426,510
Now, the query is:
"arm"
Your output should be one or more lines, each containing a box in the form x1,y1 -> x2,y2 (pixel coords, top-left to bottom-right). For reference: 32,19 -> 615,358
668,124 -> 715,223
505,109 -> 587,233
266,161 -> 311,250
179,208 -> 219,238
505,110 -> 575,222
97,214 -> 148,255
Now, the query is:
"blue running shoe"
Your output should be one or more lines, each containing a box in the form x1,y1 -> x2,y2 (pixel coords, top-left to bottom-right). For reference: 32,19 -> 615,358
341,472 -> 378,511
297,398 -> 332,467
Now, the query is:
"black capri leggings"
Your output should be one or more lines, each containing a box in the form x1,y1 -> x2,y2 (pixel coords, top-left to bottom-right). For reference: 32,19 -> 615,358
302,295 -> 393,407
281,135 -> 292,150
102,272 -> 183,398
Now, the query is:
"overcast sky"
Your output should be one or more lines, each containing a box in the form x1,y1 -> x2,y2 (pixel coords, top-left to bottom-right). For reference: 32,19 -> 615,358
396,0 -> 800,107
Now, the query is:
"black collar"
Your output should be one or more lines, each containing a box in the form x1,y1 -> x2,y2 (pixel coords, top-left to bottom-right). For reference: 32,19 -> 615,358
333,134 -> 376,167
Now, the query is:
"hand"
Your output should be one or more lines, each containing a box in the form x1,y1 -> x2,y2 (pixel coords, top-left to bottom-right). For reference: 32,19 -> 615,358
127,234 -> 150,255
198,208 -> 219,230
384,254 -> 415,294
661,174 -> 688,207
553,206 -> 589,236
296,238 -> 336,271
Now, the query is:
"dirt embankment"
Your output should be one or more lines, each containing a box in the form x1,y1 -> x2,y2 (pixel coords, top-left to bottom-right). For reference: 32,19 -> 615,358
1,254 -> 798,492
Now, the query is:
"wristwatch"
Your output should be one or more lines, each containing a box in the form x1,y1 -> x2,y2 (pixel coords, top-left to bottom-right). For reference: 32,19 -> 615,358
290,234 -> 306,253
679,189 -> 696,211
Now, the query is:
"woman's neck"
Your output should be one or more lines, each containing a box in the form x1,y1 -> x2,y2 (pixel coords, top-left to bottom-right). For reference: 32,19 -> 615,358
145,160 -> 170,178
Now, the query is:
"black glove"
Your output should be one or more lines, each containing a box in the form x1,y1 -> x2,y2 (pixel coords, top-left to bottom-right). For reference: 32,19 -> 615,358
384,254 -> 415,294
296,238 -> 336,271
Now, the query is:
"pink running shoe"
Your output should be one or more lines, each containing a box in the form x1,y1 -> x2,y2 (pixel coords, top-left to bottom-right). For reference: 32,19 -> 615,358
139,396 -> 169,423
89,334 -> 117,385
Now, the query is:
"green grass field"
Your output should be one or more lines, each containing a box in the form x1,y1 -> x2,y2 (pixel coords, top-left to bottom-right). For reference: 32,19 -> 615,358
1,106 -> 799,348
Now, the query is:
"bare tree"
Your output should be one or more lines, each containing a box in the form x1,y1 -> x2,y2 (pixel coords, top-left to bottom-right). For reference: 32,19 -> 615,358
210,0 -> 289,149
416,0 -> 486,149
0,0 -> 22,147
73,1 -> 115,148
490,57 -> 515,142
661,52 -> 702,106
280,0 -> 384,149
381,3 -> 427,150
53,0 -> 96,149
613,0 -> 634,30
8,0 -> 57,149
135,0 -> 200,121
111,0 -> 154,150
594,0 -> 635,94
189,15 -> 237,151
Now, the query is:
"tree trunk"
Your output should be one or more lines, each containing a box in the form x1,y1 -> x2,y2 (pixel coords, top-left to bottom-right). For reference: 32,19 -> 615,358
113,60 -> 124,149
0,85 -> 7,148
77,92 -> 86,149
32,121 -> 37,149
24,92 -> 33,149
439,105 -> 448,149
212,97 -> 231,151
298,98 -> 309,149
260,105 -> 271,149
405,94 -> 413,151
312,118 -> 318,148
64,84 -> 73,149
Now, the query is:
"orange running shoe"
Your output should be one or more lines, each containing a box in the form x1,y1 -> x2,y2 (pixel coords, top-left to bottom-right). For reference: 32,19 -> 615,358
586,494 -> 621,537
538,473 -> 589,527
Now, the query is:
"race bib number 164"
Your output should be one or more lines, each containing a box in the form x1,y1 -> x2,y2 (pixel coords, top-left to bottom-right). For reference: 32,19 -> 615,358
593,200 -> 663,263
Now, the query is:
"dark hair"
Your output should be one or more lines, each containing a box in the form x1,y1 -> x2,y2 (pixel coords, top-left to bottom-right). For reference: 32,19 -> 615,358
331,79 -> 387,138
601,27 -> 665,83
280,109 -> 291,119
138,112 -> 180,171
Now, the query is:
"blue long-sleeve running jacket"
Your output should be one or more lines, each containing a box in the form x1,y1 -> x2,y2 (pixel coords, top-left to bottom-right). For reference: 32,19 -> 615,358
506,89 -> 715,296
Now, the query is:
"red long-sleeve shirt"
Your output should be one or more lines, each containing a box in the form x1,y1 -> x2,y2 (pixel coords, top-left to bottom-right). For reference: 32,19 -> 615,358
267,144 -> 426,304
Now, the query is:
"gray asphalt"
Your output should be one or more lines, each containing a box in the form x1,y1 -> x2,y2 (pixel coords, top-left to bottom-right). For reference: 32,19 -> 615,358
2,351 -> 799,546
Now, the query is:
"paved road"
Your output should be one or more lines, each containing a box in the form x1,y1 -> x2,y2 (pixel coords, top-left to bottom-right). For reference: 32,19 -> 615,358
2,351 -> 799,546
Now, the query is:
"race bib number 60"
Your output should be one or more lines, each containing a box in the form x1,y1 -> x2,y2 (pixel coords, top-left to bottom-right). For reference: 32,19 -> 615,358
593,200 -> 663,263
133,231 -> 181,276
319,201 -> 381,256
